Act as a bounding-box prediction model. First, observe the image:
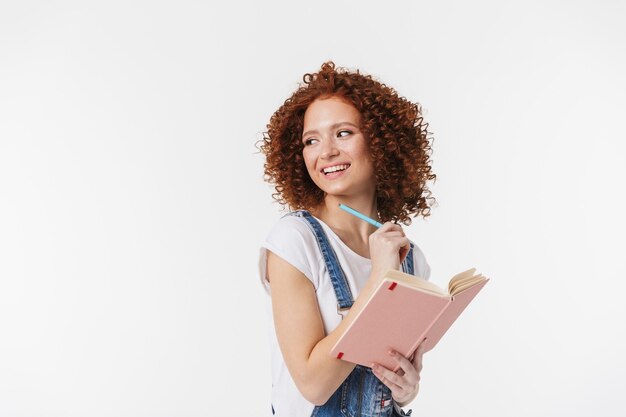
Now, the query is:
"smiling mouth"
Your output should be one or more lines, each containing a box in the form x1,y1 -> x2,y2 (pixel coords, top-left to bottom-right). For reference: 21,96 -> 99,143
321,164 -> 351,175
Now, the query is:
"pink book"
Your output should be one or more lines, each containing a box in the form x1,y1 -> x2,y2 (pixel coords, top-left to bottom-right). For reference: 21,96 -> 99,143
330,268 -> 489,371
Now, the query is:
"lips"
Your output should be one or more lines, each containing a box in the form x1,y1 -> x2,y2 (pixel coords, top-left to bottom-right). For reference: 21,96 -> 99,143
320,163 -> 351,175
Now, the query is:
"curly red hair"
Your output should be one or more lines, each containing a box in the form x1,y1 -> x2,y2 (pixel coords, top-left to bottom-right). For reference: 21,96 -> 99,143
259,62 -> 436,225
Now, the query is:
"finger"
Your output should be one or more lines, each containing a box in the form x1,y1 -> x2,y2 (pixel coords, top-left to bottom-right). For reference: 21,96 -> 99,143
389,350 -> 420,384
370,224 -> 406,239
413,344 -> 425,372
398,238 -> 410,262
377,222 -> 397,231
409,343 -> 425,377
371,363 -> 403,391
372,235 -> 409,249
379,222 -> 404,233
380,235 -> 408,247
388,350 -> 412,372
380,230 -> 406,238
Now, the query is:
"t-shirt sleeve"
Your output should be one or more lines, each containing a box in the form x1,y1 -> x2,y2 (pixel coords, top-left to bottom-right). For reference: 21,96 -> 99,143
259,215 -> 322,293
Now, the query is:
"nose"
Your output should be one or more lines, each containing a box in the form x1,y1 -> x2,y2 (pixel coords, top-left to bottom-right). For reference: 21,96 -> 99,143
320,138 -> 339,159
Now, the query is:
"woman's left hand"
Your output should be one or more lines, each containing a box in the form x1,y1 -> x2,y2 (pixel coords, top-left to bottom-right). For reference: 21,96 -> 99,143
371,343 -> 424,406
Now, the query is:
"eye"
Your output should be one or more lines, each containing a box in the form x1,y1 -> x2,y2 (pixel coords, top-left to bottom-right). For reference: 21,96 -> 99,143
303,138 -> 319,146
337,130 -> 352,138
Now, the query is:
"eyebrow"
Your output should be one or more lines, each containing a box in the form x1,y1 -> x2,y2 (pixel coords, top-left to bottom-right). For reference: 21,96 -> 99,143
302,122 -> 360,139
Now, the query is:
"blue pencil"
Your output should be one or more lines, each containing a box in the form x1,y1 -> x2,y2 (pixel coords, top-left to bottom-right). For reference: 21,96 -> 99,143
339,204 -> 384,228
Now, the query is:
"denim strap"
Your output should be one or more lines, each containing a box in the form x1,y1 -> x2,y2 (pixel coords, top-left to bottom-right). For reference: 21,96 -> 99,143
287,210 -> 354,311
401,242 -> 415,275
286,211 -> 415,309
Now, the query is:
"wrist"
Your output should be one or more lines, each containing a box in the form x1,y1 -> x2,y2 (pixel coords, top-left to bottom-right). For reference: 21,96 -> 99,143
370,264 -> 398,280
395,389 -> 418,408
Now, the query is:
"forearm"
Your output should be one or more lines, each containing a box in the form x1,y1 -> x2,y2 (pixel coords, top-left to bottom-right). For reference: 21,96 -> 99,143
296,269 -> 385,404
296,333 -> 355,404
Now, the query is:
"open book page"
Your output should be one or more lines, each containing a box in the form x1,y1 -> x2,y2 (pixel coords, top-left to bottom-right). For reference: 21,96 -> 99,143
449,274 -> 487,295
384,269 -> 448,296
448,268 -> 488,295
422,276 -> 489,352
383,268 -> 486,297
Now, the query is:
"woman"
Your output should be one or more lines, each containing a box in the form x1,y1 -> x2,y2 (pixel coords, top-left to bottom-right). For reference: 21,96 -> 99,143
258,62 -> 436,416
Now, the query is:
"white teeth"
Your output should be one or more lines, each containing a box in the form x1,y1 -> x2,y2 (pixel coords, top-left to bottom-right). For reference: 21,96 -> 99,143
323,164 -> 350,174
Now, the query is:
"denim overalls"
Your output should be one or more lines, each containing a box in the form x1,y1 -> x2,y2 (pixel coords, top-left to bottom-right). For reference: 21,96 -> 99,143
291,211 -> 414,417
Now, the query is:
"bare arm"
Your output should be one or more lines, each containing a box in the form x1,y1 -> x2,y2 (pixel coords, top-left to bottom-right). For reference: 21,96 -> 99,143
268,251 -> 354,405
267,222 -> 410,405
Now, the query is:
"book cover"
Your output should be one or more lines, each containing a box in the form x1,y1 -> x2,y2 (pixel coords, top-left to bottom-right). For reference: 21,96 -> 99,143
330,269 -> 488,371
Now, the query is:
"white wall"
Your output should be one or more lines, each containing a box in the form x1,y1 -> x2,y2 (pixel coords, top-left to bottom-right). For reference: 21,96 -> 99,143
1,1 -> 625,416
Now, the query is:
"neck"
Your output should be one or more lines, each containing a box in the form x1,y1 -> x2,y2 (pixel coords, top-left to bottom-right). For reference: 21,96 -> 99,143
312,194 -> 381,238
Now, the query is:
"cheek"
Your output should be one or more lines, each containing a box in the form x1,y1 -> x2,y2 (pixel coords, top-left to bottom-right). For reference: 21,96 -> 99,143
349,144 -> 373,167
302,150 -> 316,172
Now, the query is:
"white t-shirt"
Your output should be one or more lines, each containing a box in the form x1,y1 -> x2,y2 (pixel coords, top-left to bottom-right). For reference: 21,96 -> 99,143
258,213 -> 431,417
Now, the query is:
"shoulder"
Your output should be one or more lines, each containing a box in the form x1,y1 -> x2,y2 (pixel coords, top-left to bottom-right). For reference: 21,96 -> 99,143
265,212 -> 318,248
260,212 -> 323,290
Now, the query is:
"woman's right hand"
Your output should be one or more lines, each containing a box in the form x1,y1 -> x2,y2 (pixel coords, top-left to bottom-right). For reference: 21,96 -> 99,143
368,222 -> 410,280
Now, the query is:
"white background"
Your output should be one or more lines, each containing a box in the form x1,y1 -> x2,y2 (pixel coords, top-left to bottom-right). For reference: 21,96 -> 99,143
1,1 -> 625,416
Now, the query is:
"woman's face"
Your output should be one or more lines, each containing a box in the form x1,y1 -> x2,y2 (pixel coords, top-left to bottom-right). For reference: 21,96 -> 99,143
301,96 -> 376,199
